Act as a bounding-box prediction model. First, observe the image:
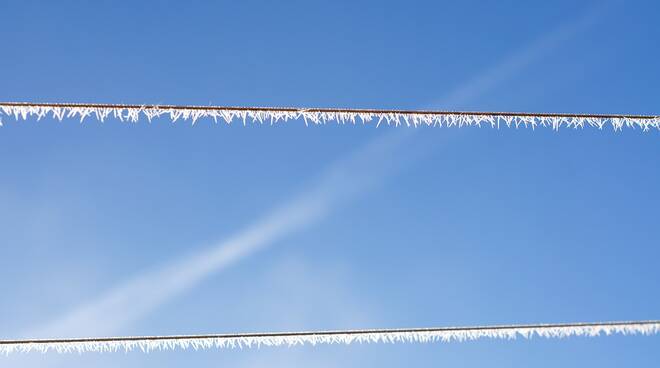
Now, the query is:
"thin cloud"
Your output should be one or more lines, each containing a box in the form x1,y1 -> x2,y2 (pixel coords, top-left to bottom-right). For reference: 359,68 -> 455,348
24,5 -> 603,342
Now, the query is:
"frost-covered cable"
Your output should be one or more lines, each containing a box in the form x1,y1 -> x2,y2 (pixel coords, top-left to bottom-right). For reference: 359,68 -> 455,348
0,102 -> 658,131
1,320 -> 658,355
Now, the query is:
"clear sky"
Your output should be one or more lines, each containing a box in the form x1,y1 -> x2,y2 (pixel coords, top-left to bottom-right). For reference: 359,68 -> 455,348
1,1 -> 659,367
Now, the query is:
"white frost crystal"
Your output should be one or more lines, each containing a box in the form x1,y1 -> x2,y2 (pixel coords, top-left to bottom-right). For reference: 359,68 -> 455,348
0,104 -> 658,131
1,321 -> 658,355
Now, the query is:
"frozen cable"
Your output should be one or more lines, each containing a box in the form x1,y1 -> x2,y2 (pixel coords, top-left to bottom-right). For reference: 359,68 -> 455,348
1,320 -> 658,355
0,102 -> 658,131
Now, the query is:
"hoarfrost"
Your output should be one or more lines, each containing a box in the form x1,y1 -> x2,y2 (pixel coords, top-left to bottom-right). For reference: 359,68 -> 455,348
1,104 -> 658,131
2,321 -> 658,355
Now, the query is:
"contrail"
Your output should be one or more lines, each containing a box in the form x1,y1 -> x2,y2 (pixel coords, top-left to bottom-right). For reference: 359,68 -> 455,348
29,128 -> 409,338
21,5 -> 604,342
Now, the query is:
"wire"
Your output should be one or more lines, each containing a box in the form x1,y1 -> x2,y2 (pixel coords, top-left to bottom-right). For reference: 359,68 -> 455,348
2,320 -> 658,354
0,101 -> 656,119
1,101 -> 658,130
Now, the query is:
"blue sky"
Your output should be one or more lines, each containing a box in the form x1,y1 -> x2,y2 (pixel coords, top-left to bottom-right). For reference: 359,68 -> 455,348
1,1 -> 659,367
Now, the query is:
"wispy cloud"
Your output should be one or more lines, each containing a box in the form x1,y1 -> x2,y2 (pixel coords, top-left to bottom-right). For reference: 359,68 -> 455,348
29,127 -> 409,339
23,4 -> 603,344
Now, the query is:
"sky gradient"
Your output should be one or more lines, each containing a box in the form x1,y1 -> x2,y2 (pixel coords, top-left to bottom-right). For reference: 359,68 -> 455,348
1,1 -> 659,367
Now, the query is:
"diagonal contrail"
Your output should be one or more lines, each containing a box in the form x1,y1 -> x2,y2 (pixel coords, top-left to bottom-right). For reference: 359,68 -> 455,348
22,5 -> 604,342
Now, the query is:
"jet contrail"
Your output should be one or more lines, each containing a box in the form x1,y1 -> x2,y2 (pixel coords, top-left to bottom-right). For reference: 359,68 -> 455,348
29,127 -> 410,338
22,5 -> 604,342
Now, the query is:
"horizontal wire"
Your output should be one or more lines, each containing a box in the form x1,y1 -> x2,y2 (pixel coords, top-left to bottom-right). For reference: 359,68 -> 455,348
1,100 -> 659,133
1,101 -> 657,120
2,101 -> 658,131
3,320 -> 657,343
2,320 -> 659,354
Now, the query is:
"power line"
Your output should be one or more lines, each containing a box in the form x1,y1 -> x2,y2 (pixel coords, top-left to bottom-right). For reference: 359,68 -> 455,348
2,320 -> 658,354
1,101 -> 658,130
1,101 -> 657,119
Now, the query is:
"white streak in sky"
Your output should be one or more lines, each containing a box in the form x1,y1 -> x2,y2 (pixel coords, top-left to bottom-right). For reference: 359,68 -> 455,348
20,4 -> 607,347
28,131 -> 403,339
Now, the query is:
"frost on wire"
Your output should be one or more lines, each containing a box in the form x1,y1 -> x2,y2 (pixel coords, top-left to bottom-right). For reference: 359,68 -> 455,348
1,104 -> 659,131
1,321 -> 659,355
